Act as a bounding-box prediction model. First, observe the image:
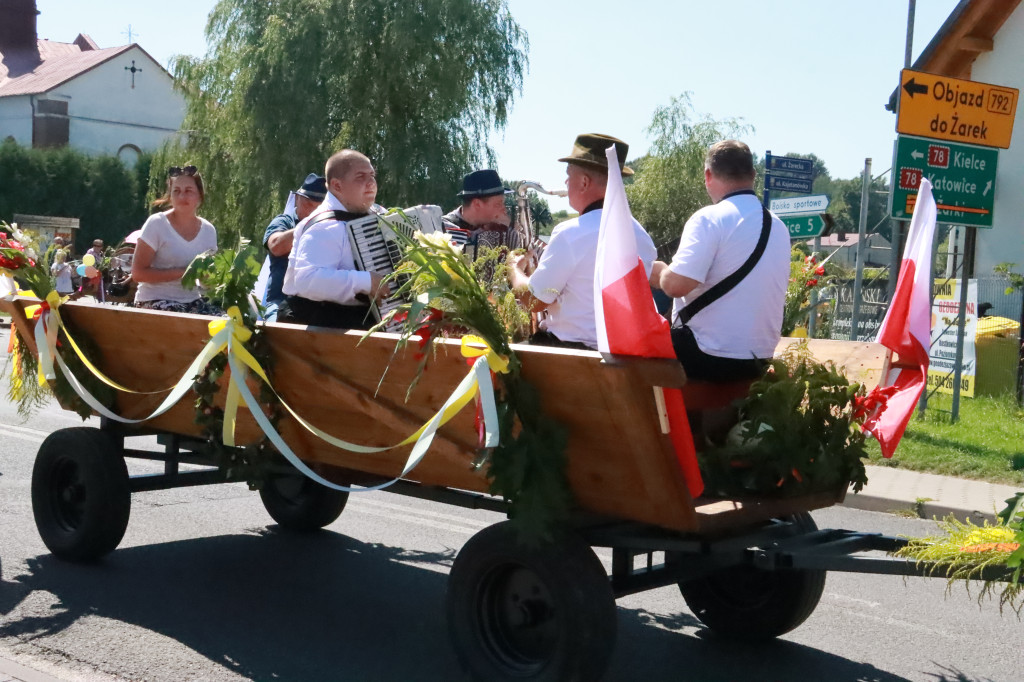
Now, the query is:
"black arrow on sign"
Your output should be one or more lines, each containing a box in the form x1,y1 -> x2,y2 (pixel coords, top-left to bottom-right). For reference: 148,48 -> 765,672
903,78 -> 928,98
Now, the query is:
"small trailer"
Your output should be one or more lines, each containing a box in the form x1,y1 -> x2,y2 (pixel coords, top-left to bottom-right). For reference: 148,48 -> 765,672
0,300 -> 1012,682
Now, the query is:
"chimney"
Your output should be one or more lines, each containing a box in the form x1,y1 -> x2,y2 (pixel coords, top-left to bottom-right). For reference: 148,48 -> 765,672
0,0 -> 40,52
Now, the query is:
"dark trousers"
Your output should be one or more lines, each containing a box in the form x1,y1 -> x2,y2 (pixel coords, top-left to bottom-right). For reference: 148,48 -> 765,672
671,324 -> 766,382
528,330 -> 594,351
277,296 -> 373,330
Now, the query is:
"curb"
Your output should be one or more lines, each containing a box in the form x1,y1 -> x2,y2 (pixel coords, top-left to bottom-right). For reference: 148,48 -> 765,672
840,492 -> 999,523
0,655 -> 65,682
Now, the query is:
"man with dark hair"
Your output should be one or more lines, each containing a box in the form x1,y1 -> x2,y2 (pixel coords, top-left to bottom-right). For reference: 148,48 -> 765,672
509,133 -> 657,350
442,169 -> 520,261
279,150 -> 390,329
262,173 -> 327,322
649,139 -> 790,381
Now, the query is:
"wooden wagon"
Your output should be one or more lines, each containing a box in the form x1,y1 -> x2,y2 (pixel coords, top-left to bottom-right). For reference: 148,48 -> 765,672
2,299 -> 999,682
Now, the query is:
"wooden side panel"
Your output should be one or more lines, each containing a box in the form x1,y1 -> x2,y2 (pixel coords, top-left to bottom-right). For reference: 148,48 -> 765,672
55,304 -> 702,531
776,337 -> 888,391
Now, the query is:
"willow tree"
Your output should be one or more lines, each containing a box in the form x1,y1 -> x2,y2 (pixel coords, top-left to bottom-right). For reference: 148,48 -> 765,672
171,0 -> 527,243
626,93 -> 753,249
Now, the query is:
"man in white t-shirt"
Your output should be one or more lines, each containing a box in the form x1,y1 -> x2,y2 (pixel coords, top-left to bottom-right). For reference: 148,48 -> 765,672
509,133 -> 656,350
649,140 -> 790,381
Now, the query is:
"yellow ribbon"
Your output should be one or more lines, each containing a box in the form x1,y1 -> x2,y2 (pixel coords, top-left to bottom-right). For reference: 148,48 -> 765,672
460,335 -> 510,375
207,306 -> 254,447
31,289 -> 172,395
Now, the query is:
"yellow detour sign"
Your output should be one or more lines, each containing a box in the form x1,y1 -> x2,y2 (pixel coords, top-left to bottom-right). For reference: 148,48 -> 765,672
897,69 -> 1018,149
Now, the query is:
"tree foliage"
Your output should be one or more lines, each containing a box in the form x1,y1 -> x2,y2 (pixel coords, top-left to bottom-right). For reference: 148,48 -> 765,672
626,93 -> 754,247
171,0 -> 528,244
0,140 -> 150,250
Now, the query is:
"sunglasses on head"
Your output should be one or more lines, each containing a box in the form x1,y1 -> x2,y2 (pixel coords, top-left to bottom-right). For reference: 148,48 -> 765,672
168,165 -> 198,177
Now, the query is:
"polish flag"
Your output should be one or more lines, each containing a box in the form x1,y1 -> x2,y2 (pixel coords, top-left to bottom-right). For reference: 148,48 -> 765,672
594,145 -> 703,498
861,178 -> 936,457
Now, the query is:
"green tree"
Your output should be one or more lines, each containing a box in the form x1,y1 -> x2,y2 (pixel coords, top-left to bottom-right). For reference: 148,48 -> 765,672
626,93 -> 754,247
171,0 -> 528,245
0,140 -> 148,249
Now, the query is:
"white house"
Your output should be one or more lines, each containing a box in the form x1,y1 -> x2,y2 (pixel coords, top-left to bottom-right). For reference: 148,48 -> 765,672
0,0 -> 185,164
899,0 -> 1024,279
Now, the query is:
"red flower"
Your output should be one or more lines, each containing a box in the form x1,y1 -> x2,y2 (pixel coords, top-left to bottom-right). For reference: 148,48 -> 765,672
806,278 -> 818,287
805,255 -> 816,265
815,265 -> 825,276
393,310 -> 408,323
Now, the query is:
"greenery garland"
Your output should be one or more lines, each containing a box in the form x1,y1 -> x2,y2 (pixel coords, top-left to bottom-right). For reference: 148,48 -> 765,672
894,494 -> 1024,615
698,341 -> 870,498
369,226 -> 572,540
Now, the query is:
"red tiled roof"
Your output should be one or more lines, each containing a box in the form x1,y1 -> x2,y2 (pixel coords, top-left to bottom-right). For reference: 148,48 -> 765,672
0,39 -> 133,97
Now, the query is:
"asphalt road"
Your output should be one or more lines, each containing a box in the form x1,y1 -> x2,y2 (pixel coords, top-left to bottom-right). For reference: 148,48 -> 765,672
1,395 -> 1023,681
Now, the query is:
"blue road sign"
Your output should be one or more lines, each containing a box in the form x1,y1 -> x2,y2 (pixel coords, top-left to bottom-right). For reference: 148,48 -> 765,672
766,175 -> 813,194
767,155 -> 814,175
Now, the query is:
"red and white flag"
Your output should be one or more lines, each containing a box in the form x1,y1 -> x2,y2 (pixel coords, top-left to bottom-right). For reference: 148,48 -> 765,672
861,178 -> 936,457
594,145 -> 703,497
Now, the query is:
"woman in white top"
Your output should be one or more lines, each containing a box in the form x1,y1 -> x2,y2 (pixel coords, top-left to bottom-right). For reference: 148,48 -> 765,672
132,165 -> 220,315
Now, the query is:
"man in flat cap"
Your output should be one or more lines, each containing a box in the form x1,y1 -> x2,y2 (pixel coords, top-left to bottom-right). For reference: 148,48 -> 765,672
442,169 -> 521,262
649,139 -> 790,381
509,133 -> 657,350
262,173 -> 328,321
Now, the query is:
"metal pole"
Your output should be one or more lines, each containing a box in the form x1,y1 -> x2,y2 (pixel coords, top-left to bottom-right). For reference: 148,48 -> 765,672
764,150 -> 772,207
905,0 -> 916,68
919,223 -> 940,416
951,235 -> 970,423
850,158 -> 871,340
889,0 -> 916,303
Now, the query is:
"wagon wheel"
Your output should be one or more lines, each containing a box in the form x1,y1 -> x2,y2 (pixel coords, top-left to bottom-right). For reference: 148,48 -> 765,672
678,512 -> 826,640
447,521 -> 617,682
259,471 -> 348,531
31,427 -> 131,562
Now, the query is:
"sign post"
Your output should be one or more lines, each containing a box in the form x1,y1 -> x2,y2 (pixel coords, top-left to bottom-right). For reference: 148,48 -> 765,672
780,214 -> 827,239
897,69 -> 1019,148
890,134 -> 999,227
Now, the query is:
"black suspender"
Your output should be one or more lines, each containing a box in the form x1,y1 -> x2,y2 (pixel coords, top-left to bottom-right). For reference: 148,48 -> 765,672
676,205 -> 773,326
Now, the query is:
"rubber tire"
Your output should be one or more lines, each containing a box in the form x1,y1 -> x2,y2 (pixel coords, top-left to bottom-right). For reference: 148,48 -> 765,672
679,512 -> 826,640
447,521 -> 617,682
259,472 -> 348,531
31,427 -> 131,562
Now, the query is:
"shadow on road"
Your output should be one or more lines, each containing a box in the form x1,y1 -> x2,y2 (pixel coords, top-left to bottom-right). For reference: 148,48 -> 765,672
1,531 -> 921,682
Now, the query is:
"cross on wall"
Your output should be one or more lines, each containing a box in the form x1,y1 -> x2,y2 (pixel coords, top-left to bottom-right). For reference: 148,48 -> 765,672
124,60 -> 142,89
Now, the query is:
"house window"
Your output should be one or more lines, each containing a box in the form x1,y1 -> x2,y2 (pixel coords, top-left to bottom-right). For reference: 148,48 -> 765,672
33,100 -> 69,148
117,144 -> 141,168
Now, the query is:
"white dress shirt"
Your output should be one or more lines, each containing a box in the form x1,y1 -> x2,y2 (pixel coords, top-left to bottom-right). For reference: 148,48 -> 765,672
282,193 -> 373,305
529,207 -> 656,349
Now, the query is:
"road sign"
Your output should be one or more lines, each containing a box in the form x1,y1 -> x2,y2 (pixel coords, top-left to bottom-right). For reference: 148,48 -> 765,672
781,214 -> 826,239
770,194 -> 830,215
889,134 -> 999,227
766,155 -> 814,176
896,69 -> 1019,149
766,175 -> 812,194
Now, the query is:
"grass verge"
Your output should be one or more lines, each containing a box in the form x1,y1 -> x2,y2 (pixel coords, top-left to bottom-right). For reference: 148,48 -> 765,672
867,391 -> 1024,487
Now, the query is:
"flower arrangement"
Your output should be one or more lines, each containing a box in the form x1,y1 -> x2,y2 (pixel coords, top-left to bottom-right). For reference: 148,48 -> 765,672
698,341 -> 871,498
894,494 -> 1024,614
370,223 -> 571,540
782,253 -> 834,336
0,221 -> 112,419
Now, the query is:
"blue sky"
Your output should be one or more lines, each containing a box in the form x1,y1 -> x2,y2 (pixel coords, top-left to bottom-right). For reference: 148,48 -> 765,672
38,0 -> 962,210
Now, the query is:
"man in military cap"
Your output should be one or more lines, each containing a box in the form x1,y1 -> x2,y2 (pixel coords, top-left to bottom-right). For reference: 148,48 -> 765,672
442,169 -> 521,261
262,172 -> 327,321
508,133 -> 657,350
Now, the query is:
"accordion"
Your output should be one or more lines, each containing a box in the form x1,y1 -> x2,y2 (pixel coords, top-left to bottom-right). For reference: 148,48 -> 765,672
347,205 -> 442,332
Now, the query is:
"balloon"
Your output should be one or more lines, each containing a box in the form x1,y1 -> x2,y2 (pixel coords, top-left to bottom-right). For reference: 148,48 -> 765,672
82,254 -> 95,266
76,264 -> 87,276
85,266 -> 100,278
